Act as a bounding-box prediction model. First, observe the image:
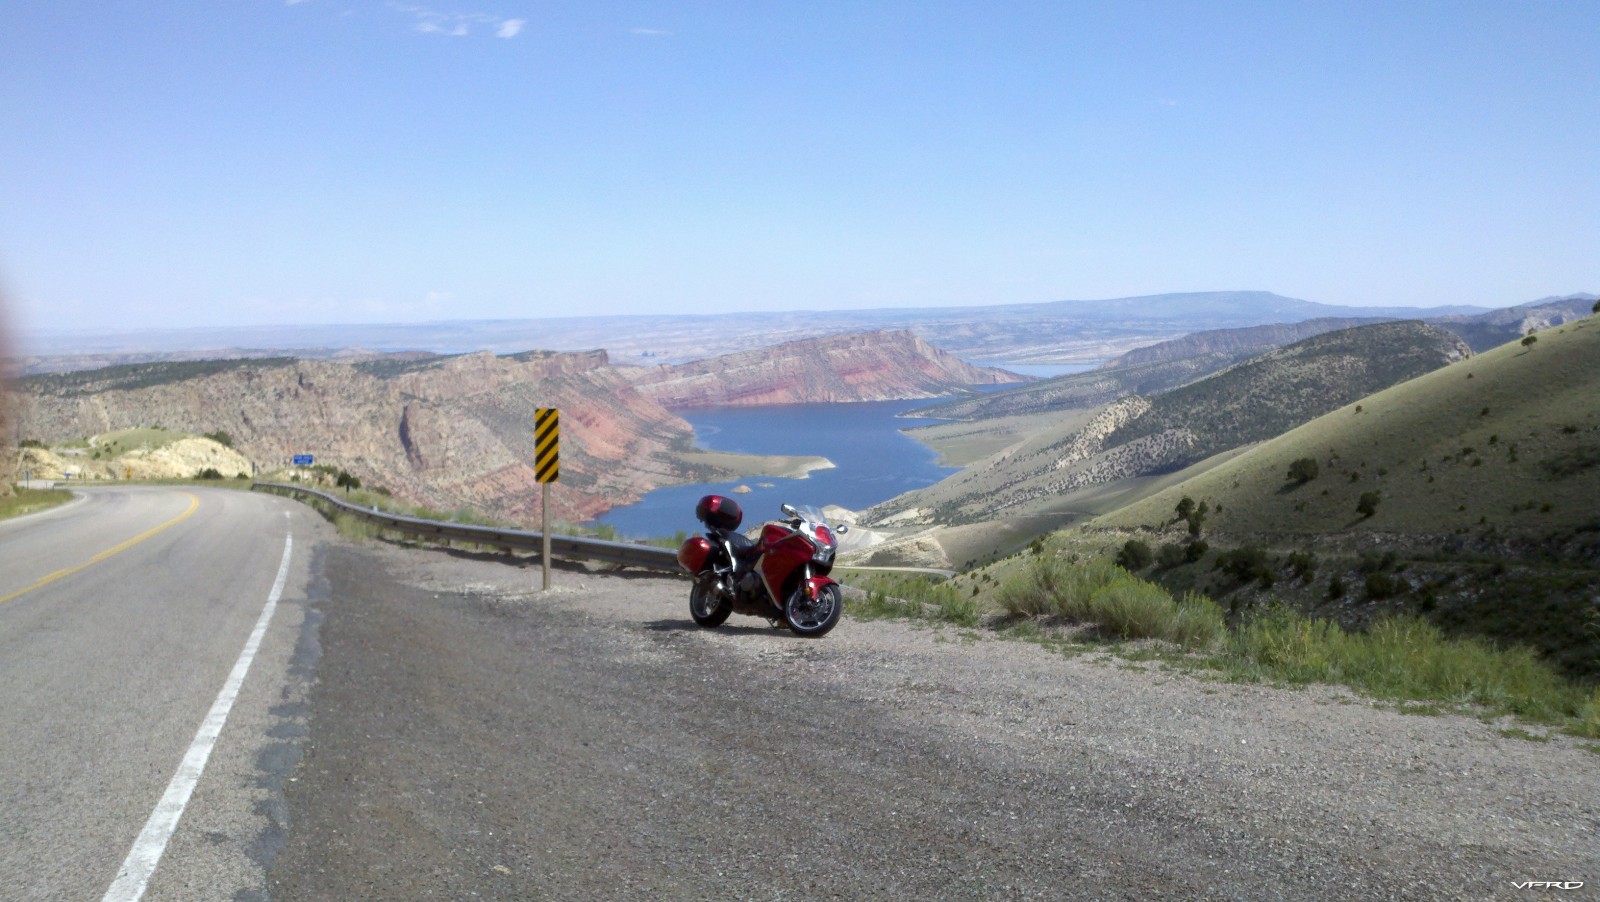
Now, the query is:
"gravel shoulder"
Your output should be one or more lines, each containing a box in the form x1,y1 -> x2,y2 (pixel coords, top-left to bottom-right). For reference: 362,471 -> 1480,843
269,539 -> 1598,901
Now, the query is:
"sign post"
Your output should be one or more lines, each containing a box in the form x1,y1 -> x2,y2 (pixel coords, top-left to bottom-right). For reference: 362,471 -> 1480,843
534,408 -> 560,590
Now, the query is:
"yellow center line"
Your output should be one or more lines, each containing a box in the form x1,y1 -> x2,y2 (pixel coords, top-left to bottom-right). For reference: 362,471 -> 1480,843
0,492 -> 202,606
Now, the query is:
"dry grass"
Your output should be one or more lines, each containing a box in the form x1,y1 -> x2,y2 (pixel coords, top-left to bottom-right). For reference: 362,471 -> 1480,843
1097,315 -> 1600,537
0,487 -> 74,521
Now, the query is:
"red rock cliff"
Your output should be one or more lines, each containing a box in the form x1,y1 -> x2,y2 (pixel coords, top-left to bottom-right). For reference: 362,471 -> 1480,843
625,330 -> 1026,409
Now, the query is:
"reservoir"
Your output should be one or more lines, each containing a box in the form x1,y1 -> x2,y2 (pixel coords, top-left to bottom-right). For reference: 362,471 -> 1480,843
594,398 -> 959,539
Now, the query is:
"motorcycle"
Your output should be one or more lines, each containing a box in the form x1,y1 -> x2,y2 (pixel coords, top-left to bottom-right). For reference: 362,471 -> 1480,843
675,494 -> 847,637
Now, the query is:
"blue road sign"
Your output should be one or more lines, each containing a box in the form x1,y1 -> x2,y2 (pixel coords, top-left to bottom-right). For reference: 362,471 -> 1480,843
292,454 -> 314,466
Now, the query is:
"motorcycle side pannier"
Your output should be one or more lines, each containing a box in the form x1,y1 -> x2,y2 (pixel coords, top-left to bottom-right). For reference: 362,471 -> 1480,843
695,494 -> 743,531
677,535 -> 712,573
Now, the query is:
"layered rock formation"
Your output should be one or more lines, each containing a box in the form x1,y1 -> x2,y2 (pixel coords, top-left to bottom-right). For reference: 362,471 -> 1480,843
625,330 -> 1025,409
16,351 -> 691,523
16,331 -> 1012,523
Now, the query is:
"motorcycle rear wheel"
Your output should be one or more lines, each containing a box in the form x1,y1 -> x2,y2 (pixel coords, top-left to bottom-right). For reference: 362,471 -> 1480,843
783,583 -> 842,637
689,579 -> 732,628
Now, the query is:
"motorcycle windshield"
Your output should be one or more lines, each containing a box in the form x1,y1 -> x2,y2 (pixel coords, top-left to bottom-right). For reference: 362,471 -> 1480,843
789,504 -> 827,525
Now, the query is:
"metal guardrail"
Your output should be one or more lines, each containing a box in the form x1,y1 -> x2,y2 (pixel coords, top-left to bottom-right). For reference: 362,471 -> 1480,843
252,481 -> 683,575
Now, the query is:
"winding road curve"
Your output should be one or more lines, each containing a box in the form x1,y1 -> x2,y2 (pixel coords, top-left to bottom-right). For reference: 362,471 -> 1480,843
4,486 -> 1596,900
0,486 -> 327,901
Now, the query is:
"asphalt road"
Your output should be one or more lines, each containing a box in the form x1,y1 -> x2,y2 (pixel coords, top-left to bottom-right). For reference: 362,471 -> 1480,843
0,486 -> 330,901
6,489 -> 1594,900
268,542 -> 1599,901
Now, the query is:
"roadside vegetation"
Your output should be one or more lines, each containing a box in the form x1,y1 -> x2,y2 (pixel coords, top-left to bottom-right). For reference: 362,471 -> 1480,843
848,534 -> 1600,743
0,487 -> 74,521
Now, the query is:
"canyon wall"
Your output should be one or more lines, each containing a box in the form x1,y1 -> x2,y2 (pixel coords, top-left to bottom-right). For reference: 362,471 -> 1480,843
625,330 -> 1026,409
16,331 -> 1011,522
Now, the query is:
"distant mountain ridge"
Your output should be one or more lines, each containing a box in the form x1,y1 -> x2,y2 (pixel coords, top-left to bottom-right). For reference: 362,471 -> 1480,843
13,290 -> 1509,373
1100,317 -> 1395,369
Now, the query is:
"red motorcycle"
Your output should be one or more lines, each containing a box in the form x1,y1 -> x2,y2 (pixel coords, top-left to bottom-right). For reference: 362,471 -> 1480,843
675,495 -> 846,637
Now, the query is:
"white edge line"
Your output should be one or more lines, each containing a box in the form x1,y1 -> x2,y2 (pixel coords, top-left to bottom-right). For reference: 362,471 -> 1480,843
102,530 -> 295,902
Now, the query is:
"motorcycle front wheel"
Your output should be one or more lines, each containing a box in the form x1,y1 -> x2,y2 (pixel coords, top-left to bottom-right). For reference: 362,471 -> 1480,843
783,583 -> 842,637
689,579 -> 732,628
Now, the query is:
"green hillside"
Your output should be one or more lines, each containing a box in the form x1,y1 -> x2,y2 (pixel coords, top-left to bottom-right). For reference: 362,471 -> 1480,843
1107,321 -> 1470,462
870,321 -> 1469,530
1096,315 -> 1600,540
912,351 -> 1245,420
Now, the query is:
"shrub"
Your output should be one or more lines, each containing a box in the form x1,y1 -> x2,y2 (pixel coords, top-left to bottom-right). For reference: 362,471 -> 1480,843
1080,577 -> 1225,649
196,467 -> 224,480
1088,576 -> 1179,640
336,470 -> 362,493
1215,545 -> 1273,587
1156,542 -> 1186,569
18,438 -> 46,449
1358,549 -> 1397,573
202,430 -> 235,448
1357,491 -> 1381,518
1116,539 -> 1153,570
1287,550 -> 1316,583
1328,575 -> 1346,599
1287,457 -> 1320,484
1184,539 -> 1209,563
1521,334 -> 1537,348
994,556 -> 1119,618
1168,592 -> 1227,648
1174,497 -> 1196,521
1365,571 -> 1400,599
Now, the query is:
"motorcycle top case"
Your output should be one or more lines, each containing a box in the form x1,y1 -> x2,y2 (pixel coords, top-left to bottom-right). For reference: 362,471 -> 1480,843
695,494 -> 743,531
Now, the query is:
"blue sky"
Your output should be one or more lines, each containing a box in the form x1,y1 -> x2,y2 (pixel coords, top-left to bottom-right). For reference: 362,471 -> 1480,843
1,1 -> 1595,338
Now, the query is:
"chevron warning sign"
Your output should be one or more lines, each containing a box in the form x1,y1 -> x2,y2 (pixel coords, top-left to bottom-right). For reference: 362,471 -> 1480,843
534,408 -> 559,483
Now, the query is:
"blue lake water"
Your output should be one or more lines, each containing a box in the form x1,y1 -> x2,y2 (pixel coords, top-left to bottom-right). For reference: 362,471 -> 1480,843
595,398 -> 960,540
593,363 -> 1100,539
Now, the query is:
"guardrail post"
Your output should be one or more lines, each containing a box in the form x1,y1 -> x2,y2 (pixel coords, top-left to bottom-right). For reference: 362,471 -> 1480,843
541,483 -> 551,591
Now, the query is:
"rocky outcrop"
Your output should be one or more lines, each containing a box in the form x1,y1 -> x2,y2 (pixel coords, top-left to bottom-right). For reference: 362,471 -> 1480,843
16,351 -> 692,524
625,330 -> 1026,409
1049,397 -> 1153,471
19,438 -> 251,481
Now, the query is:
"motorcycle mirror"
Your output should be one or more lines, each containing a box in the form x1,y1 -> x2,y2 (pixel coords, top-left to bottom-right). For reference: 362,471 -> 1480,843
780,503 -> 797,518
836,524 -> 849,534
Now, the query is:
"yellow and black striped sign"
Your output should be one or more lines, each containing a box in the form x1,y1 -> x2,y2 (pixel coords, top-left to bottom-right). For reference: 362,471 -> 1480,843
534,408 -> 560,482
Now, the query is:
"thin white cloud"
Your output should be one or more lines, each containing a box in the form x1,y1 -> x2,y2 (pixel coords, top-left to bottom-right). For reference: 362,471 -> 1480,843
631,27 -> 672,37
388,3 -> 522,38
285,0 -> 312,6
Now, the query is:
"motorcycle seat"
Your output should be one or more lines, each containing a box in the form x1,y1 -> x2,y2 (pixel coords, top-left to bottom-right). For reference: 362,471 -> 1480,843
719,529 -> 759,561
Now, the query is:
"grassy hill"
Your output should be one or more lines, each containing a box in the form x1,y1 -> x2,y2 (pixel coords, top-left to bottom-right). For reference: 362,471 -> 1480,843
869,321 -> 1469,530
912,353 -> 1246,420
1105,321 -> 1470,462
1095,315 -> 1600,541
